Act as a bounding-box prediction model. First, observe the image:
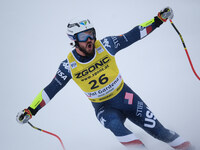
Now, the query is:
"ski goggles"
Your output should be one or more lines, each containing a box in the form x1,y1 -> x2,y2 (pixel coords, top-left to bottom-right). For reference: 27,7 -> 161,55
76,28 -> 96,42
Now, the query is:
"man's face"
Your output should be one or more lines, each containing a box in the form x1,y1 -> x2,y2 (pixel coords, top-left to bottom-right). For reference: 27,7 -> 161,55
78,38 -> 95,56
76,29 -> 96,56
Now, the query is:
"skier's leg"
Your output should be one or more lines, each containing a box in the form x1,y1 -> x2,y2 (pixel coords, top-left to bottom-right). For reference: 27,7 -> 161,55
124,90 -> 192,150
95,106 -> 147,149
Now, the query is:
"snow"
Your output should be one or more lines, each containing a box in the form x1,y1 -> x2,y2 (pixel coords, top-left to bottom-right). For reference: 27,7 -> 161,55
1,0 -> 200,150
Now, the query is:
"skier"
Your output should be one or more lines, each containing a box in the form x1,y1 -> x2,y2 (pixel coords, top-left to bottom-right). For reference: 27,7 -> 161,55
16,7 -> 193,150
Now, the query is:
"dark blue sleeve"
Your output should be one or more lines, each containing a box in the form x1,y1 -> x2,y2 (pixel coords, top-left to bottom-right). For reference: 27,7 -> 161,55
44,59 -> 72,99
100,19 -> 158,55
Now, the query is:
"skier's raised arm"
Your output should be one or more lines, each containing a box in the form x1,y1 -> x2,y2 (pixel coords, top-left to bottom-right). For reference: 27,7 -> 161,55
16,59 -> 72,124
100,7 -> 174,55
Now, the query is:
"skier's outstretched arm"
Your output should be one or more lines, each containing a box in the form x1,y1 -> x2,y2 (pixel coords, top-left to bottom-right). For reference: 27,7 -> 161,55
16,59 -> 72,124
101,7 -> 174,55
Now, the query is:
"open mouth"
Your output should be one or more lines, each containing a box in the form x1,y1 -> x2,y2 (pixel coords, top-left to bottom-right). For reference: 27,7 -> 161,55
87,43 -> 92,48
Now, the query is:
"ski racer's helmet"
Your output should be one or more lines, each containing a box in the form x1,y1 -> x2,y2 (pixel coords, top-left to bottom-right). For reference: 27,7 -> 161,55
67,18 -> 96,42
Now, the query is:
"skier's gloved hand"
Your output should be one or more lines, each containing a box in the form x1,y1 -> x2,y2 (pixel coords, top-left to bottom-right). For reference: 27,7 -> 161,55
158,7 -> 174,22
16,108 -> 32,124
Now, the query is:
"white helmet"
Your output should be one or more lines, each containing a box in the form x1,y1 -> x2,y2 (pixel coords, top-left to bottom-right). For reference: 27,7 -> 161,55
67,18 -> 95,41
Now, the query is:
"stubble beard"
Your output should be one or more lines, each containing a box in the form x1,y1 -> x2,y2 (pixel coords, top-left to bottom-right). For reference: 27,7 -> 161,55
79,42 -> 95,57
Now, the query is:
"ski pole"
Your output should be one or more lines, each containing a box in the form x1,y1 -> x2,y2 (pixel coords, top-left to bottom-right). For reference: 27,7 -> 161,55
28,121 -> 66,150
169,19 -> 200,81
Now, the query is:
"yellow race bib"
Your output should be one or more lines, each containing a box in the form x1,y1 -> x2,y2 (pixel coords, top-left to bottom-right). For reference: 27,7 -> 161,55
67,40 -> 124,102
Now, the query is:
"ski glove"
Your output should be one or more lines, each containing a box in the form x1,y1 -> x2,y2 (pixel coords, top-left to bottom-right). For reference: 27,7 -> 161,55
158,7 -> 174,22
16,108 -> 32,124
